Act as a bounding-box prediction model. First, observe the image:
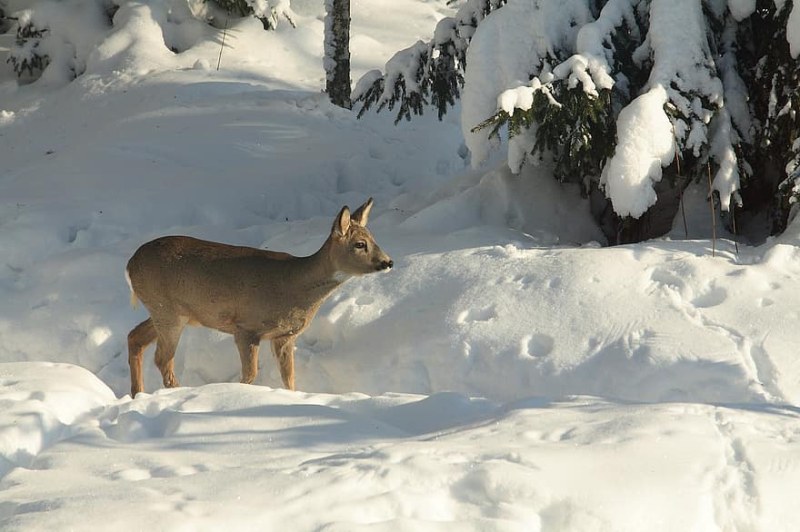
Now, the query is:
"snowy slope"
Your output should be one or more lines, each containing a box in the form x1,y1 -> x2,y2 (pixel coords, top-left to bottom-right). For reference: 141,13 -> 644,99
3,369 -> 800,532
1,1 -> 800,530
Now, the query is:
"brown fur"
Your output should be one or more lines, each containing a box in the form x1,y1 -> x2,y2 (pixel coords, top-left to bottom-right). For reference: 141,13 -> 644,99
126,199 -> 392,397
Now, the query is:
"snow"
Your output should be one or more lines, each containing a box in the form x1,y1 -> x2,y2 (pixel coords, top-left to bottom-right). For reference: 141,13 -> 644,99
2,0 -> 800,530
788,1 -> 800,58
567,0 -> 638,95
727,0 -> 756,21
600,85 -> 675,218
709,108 -> 742,211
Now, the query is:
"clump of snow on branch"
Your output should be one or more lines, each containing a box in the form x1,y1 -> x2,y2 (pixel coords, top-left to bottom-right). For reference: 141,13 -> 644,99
247,0 -> 296,29
716,17 -> 752,144
600,85 -> 674,218
569,0 -> 639,93
708,109 -> 741,212
647,0 -> 723,153
378,41 -> 427,99
498,78 -> 549,115
726,0 -> 756,21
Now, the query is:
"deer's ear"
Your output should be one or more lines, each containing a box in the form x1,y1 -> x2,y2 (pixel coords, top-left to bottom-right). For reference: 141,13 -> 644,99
350,197 -> 374,227
332,206 -> 351,237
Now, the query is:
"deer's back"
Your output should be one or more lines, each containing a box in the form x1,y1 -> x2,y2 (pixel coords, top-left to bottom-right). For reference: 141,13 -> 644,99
127,236 -> 301,332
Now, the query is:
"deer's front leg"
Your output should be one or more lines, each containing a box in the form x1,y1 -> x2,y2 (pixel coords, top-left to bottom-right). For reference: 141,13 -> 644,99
271,336 -> 296,390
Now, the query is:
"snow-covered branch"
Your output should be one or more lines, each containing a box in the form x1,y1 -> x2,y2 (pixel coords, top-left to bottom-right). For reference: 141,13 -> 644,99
468,0 -> 639,181
353,0 -> 507,123
257,0 -> 297,29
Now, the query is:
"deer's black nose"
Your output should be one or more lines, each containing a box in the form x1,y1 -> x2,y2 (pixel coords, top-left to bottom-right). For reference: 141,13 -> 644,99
378,260 -> 393,271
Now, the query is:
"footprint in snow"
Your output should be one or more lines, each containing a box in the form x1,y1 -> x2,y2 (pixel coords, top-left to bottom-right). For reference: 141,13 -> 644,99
523,334 -> 555,358
691,285 -> 728,308
457,306 -> 496,324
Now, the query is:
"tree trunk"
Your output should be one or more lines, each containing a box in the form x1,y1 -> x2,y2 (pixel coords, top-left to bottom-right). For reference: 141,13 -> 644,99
324,0 -> 351,109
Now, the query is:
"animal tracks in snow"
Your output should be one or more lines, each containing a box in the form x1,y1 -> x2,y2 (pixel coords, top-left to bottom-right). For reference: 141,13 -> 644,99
708,409 -> 760,531
644,262 -> 786,403
648,265 -> 729,309
111,462 -> 211,482
691,285 -> 728,308
457,305 -> 497,324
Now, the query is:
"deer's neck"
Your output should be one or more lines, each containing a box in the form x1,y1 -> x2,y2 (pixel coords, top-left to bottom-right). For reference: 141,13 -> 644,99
290,238 -> 346,298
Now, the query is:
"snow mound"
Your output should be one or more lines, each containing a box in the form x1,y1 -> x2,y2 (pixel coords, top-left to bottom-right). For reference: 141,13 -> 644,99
0,362 -> 115,477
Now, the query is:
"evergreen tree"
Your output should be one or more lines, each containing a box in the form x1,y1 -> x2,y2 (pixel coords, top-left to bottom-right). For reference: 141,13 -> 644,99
324,0 -> 352,109
359,0 -> 800,242
353,0 -> 507,123
468,0 -> 800,241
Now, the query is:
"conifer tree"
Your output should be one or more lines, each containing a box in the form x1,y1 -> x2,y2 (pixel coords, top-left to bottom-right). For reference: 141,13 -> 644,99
358,0 -> 800,242
467,0 -> 800,240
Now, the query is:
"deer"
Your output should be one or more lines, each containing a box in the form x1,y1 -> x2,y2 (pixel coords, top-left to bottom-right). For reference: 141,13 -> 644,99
125,198 -> 392,397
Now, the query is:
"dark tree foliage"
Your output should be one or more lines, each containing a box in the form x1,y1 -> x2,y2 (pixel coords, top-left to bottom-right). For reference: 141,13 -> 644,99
7,22 -> 49,78
203,0 -> 296,30
738,0 -> 800,233
474,87 -> 616,188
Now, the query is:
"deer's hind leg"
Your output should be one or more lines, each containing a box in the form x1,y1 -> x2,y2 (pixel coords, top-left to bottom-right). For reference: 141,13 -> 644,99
128,318 -> 157,397
151,317 -> 187,390
271,335 -> 296,391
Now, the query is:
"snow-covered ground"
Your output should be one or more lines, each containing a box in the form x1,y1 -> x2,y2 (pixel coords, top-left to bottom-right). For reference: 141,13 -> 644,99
1,1 -> 800,530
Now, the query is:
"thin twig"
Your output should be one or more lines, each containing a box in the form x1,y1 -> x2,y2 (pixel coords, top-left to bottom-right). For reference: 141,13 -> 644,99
674,150 -> 688,238
707,163 -> 716,257
217,12 -> 230,71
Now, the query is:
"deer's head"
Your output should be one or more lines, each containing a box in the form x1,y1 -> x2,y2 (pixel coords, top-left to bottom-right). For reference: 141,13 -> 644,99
330,198 -> 393,276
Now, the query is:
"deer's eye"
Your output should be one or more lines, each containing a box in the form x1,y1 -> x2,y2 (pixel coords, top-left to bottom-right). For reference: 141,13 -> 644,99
354,241 -> 367,250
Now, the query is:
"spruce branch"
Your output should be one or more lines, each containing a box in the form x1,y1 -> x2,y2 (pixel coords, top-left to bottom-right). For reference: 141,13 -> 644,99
354,0 -> 507,122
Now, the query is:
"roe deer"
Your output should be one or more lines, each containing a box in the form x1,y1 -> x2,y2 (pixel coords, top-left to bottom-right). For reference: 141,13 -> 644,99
126,198 -> 392,397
